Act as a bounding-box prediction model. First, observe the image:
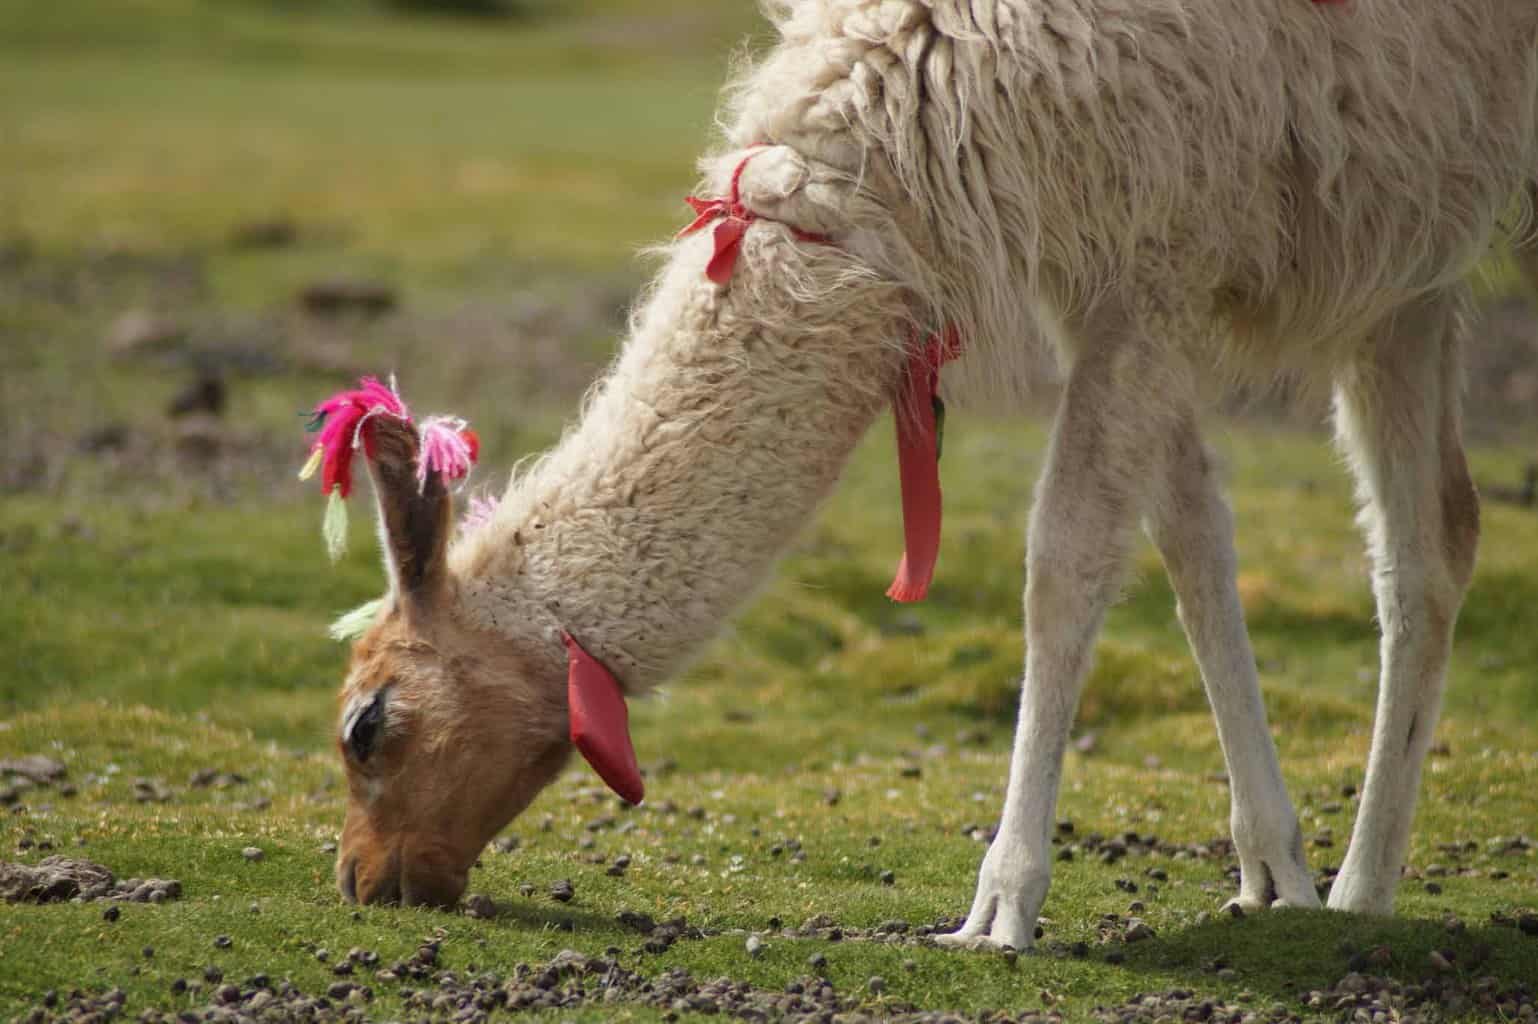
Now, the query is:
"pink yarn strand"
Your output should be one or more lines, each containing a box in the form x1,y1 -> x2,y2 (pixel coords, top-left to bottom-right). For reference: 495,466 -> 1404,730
416,416 -> 476,490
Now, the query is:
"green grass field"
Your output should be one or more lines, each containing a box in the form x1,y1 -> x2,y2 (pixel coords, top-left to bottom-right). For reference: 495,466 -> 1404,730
2,3 -> 1537,1021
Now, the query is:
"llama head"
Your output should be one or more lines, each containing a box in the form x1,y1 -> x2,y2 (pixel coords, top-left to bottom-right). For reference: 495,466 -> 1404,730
330,416 -> 570,907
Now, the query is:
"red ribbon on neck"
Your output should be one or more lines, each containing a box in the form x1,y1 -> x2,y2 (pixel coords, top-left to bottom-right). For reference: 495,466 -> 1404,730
564,632 -> 644,806
887,326 -> 963,603
678,147 -> 832,285
677,148 -> 962,602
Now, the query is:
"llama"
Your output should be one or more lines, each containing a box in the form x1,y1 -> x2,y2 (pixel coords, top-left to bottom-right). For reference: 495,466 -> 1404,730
323,0 -> 1538,946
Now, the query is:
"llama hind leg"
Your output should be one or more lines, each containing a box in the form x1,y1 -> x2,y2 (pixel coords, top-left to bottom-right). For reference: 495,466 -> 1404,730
939,323 -> 1185,951
1144,414 -> 1319,913
1327,292 -> 1479,914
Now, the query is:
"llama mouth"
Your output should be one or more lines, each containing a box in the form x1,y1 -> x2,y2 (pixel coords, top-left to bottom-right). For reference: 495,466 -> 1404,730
337,856 -> 403,906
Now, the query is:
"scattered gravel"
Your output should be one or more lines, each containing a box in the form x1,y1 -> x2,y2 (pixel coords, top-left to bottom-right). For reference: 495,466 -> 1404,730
61,942 -> 1510,1024
1300,969 -> 1537,1023
0,858 -> 181,904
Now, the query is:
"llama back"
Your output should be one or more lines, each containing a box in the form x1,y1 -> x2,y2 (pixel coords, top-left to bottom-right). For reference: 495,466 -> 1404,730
724,0 -> 1538,396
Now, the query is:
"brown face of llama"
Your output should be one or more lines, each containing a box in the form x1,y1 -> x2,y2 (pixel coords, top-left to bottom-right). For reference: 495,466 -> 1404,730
331,417 -> 571,907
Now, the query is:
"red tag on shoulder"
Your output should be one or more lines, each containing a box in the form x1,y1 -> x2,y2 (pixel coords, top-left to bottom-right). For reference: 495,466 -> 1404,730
563,632 -> 645,805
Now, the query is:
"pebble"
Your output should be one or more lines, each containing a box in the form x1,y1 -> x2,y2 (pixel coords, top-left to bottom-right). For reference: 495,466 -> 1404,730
212,934 -> 232,949
1124,919 -> 1156,942
745,934 -> 764,958
879,870 -> 896,886
549,879 -> 575,903
868,976 -> 886,995
241,846 -> 264,862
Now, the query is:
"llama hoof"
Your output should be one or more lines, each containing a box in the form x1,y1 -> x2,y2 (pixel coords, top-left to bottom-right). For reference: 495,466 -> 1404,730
933,930 -> 1026,953
1221,896 -> 1265,917
1220,892 -> 1314,918
1325,870 -> 1396,915
940,846 -> 1048,952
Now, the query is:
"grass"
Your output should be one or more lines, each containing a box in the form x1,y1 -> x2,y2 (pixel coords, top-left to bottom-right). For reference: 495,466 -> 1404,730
2,2 -> 1537,1020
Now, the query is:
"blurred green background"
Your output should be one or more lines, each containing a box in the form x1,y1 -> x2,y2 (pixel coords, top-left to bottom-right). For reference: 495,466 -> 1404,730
2,3 -> 1536,1020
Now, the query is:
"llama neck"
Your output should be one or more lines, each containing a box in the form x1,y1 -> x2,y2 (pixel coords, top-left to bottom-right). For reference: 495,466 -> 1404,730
454,233 -> 909,692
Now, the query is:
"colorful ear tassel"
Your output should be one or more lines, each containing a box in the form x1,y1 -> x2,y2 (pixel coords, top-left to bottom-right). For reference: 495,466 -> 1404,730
299,376 -> 480,561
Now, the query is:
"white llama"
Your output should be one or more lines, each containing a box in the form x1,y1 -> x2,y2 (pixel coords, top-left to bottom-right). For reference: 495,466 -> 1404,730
322,0 -> 1538,947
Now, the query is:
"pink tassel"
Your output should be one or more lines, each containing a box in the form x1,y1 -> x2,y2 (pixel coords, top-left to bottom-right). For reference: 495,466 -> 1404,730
416,416 -> 479,491
459,492 -> 501,534
299,376 -> 483,559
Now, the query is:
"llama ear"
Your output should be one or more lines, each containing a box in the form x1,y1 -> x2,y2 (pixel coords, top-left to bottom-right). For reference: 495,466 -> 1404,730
362,415 -> 452,608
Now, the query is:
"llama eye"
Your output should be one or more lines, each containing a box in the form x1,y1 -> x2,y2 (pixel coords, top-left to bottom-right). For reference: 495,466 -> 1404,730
344,690 -> 388,763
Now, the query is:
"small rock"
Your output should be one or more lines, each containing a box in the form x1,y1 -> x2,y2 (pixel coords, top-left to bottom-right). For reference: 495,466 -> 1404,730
745,934 -> 764,958
463,893 -> 496,919
549,879 -> 574,903
879,870 -> 896,886
617,908 -> 655,934
0,756 -> 66,784
241,846 -> 264,862
213,934 -> 232,949
868,976 -> 886,995
1125,919 -> 1156,942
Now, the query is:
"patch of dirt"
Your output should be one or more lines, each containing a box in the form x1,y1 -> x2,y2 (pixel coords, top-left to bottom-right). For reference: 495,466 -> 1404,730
0,857 -> 181,905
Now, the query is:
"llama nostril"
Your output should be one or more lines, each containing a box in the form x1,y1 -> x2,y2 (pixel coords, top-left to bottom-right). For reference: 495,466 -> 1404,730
339,858 -> 358,904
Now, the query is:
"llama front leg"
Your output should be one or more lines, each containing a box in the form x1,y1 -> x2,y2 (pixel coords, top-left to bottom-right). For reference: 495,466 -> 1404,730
1327,292 -> 1478,914
939,329 -> 1182,951
1145,415 -> 1319,912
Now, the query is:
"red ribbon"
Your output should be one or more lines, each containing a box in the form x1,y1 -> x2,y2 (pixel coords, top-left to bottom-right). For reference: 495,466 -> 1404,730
887,325 -> 963,603
564,632 -> 644,805
678,147 -> 832,285
677,149 -> 963,602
